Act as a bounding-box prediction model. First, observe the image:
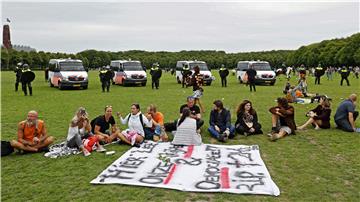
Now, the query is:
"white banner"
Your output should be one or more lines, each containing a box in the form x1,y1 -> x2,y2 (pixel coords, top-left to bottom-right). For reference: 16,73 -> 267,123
91,141 -> 280,196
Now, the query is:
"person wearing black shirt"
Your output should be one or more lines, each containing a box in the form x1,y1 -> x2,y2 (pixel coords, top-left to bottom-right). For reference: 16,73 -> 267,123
150,63 -> 162,89
14,62 -> 22,92
208,100 -> 235,142
246,65 -> 257,92
219,64 -> 229,87
164,96 -> 204,131
314,65 -> 325,85
340,66 -> 350,86
91,106 -> 121,143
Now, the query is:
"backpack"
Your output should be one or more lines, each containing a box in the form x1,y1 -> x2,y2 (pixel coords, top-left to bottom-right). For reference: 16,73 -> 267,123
126,113 -> 145,131
1,141 -> 14,156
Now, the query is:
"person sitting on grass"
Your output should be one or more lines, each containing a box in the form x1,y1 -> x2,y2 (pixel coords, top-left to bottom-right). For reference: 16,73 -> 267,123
117,103 -> 152,146
172,107 -> 202,146
334,94 -> 359,133
298,96 -> 331,130
208,100 -> 235,142
235,100 -> 263,136
91,105 -> 122,144
10,110 -> 54,153
66,107 -> 105,157
144,104 -> 168,142
268,98 -> 296,141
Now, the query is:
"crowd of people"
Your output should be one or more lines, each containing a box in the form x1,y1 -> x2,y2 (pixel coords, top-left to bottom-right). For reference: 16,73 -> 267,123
7,93 -> 358,157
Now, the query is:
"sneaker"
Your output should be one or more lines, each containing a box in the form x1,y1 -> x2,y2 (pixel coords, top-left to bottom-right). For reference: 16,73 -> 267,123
96,145 -> 106,152
83,149 -> 91,157
218,133 -> 228,142
314,126 -> 320,130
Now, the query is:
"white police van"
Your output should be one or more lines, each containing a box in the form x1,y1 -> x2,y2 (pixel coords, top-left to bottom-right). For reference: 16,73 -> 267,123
110,60 -> 147,86
175,60 -> 213,85
48,59 -> 88,90
236,61 -> 276,85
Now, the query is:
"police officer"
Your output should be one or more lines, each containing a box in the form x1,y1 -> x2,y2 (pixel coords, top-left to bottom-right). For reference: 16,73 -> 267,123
14,62 -> 23,91
314,64 -> 325,85
21,64 -> 34,96
150,63 -> 162,89
181,64 -> 191,88
340,66 -> 350,86
99,66 -> 112,92
218,64 -> 229,87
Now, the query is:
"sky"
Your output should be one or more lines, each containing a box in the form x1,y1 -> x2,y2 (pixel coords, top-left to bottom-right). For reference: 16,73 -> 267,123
1,0 -> 359,53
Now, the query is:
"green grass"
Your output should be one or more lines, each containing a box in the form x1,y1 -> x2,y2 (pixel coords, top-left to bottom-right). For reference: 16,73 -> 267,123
1,70 -> 359,201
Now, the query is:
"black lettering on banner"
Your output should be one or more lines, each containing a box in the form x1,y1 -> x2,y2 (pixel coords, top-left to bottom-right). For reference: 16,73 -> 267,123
226,147 -> 254,162
233,171 -> 265,191
131,142 -> 158,153
175,157 -> 202,166
195,180 -> 221,190
119,156 -> 147,169
139,161 -> 173,184
99,165 -> 136,182
227,153 -> 260,167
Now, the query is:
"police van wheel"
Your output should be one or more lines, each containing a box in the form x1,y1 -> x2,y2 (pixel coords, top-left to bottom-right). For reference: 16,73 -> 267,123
239,77 -> 243,84
83,85 -> 88,89
141,82 -> 146,86
177,77 -> 181,84
49,82 -> 54,87
58,82 -> 63,90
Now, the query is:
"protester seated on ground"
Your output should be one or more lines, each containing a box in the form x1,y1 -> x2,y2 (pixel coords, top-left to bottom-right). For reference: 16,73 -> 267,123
117,103 -> 152,146
91,105 -> 121,144
235,100 -> 263,136
268,98 -> 296,141
298,96 -> 331,130
207,100 -> 235,142
164,96 -> 204,132
172,107 -> 202,146
10,110 -> 54,153
285,85 -> 304,103
144,104 -> 168,142
297,74 -> 308,97
66,107 -> 105,157
334,94 -> 359,132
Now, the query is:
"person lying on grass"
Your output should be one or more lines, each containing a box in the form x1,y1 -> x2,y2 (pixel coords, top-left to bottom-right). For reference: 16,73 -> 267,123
117,103 -> 152,146
66,107 -> 105,157
297,96 -> 331,130
268,98 -> 296,141
11,110 -> 54,153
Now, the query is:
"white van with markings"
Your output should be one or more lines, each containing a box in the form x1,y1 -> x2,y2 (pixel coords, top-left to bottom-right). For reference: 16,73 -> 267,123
110,60 -> 147,86
175,60 -> 213,85
48,59 -> 88,90
236,61 -> 276,85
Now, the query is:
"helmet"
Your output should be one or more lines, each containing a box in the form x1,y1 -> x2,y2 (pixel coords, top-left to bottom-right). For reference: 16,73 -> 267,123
23,64 -> 29,68
17,62 -> 23,67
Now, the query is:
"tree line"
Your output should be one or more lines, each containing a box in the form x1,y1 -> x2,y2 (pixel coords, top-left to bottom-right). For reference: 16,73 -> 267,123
1,33 -> 359,70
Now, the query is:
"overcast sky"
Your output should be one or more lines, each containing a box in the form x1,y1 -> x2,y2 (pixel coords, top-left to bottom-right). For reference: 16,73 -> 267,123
1,0 -> 359,53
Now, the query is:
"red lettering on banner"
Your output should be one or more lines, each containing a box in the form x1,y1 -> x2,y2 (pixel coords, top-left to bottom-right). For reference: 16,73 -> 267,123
163,164 -> 177,184
184,145 -> 194,158
220,167 -> 230,189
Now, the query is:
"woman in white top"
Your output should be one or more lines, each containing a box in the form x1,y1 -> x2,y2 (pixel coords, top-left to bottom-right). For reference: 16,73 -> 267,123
117,103 -> 152,146
66,107 -> 104,156
172,107 -> 202,146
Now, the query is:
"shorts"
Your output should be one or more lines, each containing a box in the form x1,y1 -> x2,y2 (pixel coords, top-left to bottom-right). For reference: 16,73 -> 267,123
192,90 -> 203,98
279,126 -> 292,134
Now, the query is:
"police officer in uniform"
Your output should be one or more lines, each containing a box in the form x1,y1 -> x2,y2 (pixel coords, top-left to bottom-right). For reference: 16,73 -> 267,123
314,64 -> 325,85
340,66 -> 350,86
99,66 -> 113,92
150,63 -> 162,89
218,64 -> 229,87
14,62 -> 23,91
181,64 -> 191,88
21,64 -> 35,96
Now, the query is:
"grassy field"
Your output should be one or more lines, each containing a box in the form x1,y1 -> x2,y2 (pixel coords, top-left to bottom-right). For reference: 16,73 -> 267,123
1,70 -> 359,201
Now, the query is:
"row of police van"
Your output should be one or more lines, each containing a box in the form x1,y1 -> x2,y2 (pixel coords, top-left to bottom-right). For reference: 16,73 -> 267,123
47,59 -> 276,90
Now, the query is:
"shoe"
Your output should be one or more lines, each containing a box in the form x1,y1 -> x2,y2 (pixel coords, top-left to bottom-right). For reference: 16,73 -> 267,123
39,147 -> 50,153
244,132 -> 248,137
83,149 -> 91,157
96,145 -> 106,152
133,143 -> 141,148
314,126 -> 320,130
270,133 -> 280,141
218,133 -> 227,142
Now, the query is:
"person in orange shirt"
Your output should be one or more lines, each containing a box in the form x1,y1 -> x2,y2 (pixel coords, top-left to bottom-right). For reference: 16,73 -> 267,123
11,110 -> 54,152
144,104 -> 168,142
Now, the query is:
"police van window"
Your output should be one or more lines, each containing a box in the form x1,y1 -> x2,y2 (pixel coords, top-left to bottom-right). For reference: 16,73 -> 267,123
48,63 -> 56,71
123,62 -> 143,71
59,62 -> 85,71
237,63 -> 248,71
189,63 -> 208,71
252,63 -> 271,70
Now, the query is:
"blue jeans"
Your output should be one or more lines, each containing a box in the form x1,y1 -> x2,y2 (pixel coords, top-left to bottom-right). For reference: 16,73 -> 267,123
208,125 -> 235,139
335,111 -> 359,132
144,125 -> 162,140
